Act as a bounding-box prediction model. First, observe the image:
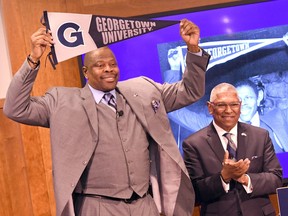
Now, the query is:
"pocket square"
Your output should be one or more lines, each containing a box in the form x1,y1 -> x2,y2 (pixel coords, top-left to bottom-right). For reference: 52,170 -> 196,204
151,100 -> 160,113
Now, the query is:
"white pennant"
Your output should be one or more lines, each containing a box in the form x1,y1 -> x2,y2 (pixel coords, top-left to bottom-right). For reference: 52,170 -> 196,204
42,11 -> 179,66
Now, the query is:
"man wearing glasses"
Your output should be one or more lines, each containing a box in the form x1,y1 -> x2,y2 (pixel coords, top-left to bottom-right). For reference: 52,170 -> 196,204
182,82 -> 282,216
167,79 -> 288,154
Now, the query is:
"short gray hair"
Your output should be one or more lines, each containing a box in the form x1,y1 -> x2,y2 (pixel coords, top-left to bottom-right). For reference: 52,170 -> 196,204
210,83 -> 239,102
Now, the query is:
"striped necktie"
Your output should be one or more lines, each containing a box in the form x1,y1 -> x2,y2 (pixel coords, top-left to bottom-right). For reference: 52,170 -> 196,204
103,93 -> 117,112
223,132 -> 237,160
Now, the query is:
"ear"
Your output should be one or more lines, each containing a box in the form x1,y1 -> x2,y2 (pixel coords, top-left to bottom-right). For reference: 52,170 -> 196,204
207,102 -> 214,115
82,66 -> 88,79
257,89 -> 264,106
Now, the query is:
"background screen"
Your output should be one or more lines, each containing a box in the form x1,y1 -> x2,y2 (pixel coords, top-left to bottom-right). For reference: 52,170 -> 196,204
82,0 -> 288,182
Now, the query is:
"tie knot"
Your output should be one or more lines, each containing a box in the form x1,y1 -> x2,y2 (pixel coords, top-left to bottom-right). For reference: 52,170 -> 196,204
103,92 -> 114,101
103,93 -> 117,111
223,132 -> 232,140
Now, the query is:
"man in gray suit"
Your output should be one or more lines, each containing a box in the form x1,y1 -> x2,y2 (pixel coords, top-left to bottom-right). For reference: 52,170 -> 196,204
183,83 -> 282,216
4,19 -> 210,216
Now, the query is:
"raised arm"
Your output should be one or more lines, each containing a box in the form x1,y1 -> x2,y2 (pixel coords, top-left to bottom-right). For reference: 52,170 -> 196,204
3,28 -> 55,126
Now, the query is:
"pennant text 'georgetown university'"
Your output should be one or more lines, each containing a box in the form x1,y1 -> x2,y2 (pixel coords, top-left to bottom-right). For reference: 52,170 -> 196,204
43,11 -> 179,65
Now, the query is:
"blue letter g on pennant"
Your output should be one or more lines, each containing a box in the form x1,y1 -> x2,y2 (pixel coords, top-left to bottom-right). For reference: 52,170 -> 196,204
58,22 -> 84,47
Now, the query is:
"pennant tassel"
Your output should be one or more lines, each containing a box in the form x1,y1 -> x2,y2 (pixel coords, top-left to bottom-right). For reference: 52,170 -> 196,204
42,11 -> 58,69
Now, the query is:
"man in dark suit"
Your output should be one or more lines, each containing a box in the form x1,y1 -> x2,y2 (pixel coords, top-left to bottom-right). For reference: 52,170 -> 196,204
4,19 -> 210,216
183,83 -> 283,216
167,79 -> 288,154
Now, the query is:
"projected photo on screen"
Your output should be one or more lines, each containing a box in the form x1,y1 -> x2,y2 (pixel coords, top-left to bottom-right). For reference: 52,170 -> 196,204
157,24 -> 288,155
81,0 -> 288,181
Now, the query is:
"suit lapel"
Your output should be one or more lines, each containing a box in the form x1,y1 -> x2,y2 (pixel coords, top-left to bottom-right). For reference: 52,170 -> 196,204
80,85 -> 99,139
236,122 -> 248,160
116,84 -> 149,130
80,83 -> 149,139
206,122 -> 249,161
207,123 -> 225,163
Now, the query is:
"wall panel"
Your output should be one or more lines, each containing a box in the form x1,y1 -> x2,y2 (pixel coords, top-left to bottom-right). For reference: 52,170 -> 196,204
0,99 -> 33,216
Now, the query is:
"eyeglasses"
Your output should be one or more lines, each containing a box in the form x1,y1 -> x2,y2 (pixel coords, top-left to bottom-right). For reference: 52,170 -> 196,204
209,101 -> 241,110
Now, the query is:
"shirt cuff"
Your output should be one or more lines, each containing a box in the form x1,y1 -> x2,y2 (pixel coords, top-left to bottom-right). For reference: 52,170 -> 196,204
188,49 -> 203,56
242,174 -> 253,193
220,175 -> 230,193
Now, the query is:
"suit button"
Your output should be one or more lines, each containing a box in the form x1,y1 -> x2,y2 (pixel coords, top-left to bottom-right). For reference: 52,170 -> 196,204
83,161 -> 87,165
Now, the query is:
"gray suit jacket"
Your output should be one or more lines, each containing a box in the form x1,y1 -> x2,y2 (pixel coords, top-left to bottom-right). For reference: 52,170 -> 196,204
4,51 -> 210,216
183,122 -> 283,216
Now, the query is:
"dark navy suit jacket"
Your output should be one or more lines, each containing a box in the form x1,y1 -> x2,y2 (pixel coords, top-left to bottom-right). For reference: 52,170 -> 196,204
183,122 -> 282,216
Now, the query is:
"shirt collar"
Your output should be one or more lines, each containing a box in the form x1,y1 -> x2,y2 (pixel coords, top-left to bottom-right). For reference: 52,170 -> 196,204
213,120 -> 238,137
87,84 -> 116,104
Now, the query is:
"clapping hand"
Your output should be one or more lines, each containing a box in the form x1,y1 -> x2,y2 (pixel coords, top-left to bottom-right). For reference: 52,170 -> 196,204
221,151 -> 250,184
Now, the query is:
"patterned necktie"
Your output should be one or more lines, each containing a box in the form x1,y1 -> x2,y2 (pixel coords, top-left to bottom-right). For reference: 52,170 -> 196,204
223,133 -> 237,160
103,93 -> 117,112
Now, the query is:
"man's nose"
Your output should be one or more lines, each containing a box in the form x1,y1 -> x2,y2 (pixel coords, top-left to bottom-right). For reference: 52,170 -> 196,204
224,104 -> 234,112
104,64 -> 113,71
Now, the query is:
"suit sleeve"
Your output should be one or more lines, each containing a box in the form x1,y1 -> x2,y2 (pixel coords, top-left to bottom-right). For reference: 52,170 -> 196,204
3,61 -> 54,127
248,130 -> 283,197
161,50 -> 210,112
182,137 -> 227,203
